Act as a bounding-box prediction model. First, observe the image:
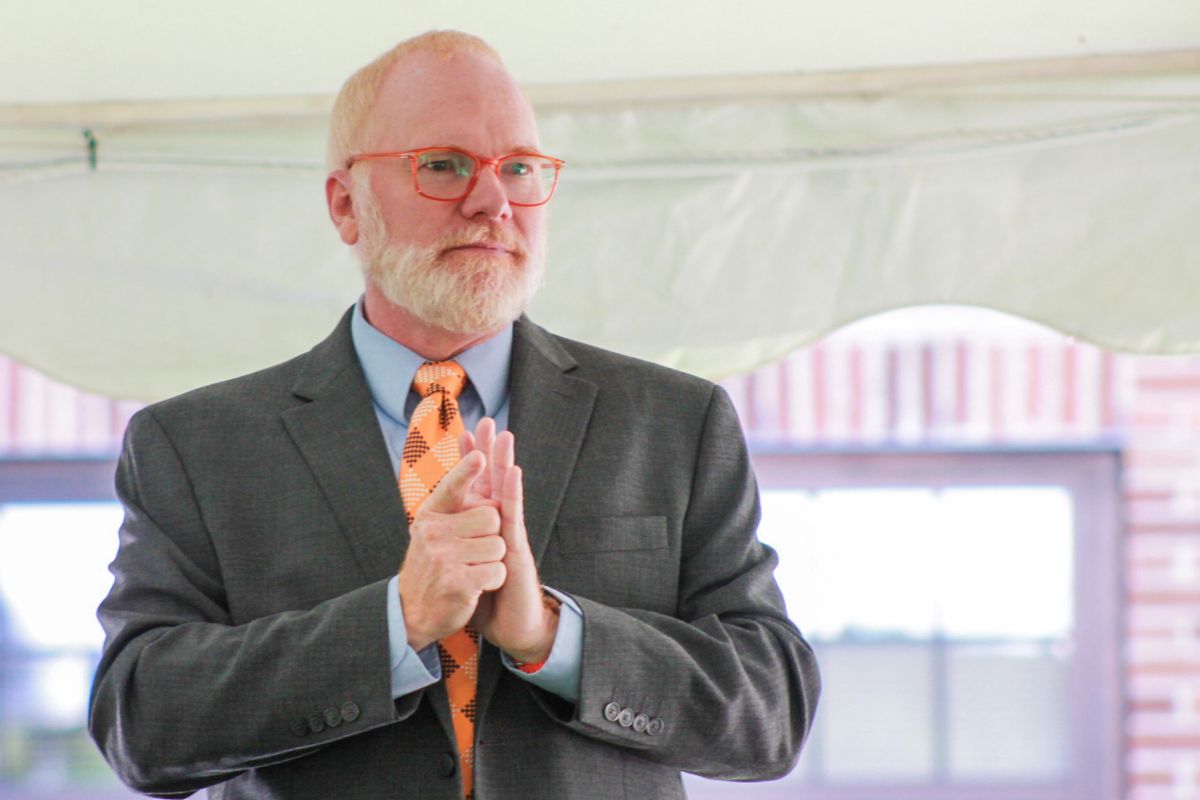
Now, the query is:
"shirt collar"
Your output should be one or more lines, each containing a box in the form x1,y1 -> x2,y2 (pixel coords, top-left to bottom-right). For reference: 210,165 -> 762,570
350,298 -> 512,425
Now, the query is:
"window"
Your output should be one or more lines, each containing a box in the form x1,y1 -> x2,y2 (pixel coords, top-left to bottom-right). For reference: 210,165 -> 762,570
0,458 -> 138,799
684,449 -> 1121,800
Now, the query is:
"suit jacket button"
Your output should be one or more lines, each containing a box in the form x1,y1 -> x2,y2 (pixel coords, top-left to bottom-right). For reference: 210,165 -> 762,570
323,707 -> 342,728
632,713 -> 649,733
603,702 -> 622,722
307,713 -> 326,734
288,717 -> 308,737
341,702 -> 360,723
437,752 -> 457,777
617,708 -> 634,727
647,718 -> 664,736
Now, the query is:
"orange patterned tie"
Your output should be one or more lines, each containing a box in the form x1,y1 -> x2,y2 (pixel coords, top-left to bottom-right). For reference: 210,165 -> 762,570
398,361 -> 479,799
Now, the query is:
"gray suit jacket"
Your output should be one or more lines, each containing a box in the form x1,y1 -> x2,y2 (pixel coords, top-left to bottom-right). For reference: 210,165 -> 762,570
89,311 -> 819,799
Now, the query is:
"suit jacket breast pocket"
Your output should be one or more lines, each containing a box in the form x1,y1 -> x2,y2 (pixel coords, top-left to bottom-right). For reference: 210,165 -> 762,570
545,515 -> 678,613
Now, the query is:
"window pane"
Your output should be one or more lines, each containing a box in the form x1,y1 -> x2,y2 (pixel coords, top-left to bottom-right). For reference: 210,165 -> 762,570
758,482 -> 1076,791
761,488 -> 941,639
936,488 -> 1073,639
947,643 -> 1070,780
0,501 -> 136,798
818,643 -> 936,781
5,654 -> 96,729
761,486 -> 1074,642
0,503 -> 122,651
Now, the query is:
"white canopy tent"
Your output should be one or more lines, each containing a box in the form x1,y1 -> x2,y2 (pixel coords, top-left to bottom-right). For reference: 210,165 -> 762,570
1,1 -> 1198,401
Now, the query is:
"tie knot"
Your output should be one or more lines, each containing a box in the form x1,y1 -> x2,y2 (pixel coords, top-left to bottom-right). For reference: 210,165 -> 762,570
413,361 -> 467,399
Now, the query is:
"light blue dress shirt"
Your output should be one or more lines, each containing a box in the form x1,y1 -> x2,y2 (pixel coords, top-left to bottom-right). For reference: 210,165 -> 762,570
349,300 -> 582,704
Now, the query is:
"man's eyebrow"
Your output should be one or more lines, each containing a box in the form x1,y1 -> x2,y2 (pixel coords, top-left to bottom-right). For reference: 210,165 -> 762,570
507,146 -> 542,155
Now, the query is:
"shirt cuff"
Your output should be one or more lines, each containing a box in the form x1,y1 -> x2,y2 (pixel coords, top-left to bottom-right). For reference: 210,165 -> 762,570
499,586 -> 582,704
386,574 -> 441,698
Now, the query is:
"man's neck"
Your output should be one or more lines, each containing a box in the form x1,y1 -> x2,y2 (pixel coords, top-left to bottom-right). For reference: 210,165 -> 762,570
362,285 -> 505,361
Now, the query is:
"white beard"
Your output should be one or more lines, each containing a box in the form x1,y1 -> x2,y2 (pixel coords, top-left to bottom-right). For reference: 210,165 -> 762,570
355,189 -> 545,335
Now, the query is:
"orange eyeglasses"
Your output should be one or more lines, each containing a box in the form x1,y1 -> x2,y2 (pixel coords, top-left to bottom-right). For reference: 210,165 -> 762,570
346,146 -> 564,207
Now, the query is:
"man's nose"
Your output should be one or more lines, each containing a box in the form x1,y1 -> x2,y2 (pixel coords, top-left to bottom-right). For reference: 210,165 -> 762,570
459,166 -> 512,221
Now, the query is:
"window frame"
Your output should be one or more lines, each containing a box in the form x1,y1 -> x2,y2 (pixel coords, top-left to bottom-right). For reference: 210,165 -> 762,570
749,447 -> 1123,800
0,458 -> 119,503
0,457 -> 133,799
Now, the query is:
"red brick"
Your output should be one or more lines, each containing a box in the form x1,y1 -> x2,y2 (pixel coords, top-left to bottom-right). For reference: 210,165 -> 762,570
1128,664 -> 1200,677
1129,524 -> 1200,536
1129,734 -> 1200,748
1129,699 -> 1173,713
1129,771 -> 1172,786
1129,592 -> 1200,604
1138,377 -> 1200,392
1126,490 -> 1178,502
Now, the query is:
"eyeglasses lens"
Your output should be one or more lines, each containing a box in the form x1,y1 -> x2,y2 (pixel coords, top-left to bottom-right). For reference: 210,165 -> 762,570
498,155 -> 558,205
414,150 -> 476,199
414,149 -> 557,204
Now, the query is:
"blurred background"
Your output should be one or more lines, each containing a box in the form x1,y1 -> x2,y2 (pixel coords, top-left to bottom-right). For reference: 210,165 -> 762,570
1,2 -> 1198,798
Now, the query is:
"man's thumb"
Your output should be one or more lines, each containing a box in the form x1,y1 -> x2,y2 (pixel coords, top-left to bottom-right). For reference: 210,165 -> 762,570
422,450 -> 485,513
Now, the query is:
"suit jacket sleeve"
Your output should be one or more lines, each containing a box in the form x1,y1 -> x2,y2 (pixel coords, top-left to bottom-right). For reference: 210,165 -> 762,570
527,384 -> 820,780
88,408 -> 409,797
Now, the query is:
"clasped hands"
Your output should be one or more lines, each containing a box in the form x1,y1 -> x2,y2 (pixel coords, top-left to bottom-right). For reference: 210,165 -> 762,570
398,417 -> 557,665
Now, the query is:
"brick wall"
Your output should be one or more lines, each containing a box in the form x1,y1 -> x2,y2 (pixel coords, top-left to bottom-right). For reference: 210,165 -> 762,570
0,356 -> 140,455
720,309 -> 1200,800
1123,356 -> 1200,800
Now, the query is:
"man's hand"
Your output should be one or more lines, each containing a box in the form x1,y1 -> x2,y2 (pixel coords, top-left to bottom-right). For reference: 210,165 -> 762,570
397,451 -> 508,652
462,419 -> 559,664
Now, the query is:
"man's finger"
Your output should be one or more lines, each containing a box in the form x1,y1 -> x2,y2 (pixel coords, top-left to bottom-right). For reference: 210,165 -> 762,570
494,430 -> 515,471
451,505 -> 502,538
422,450 -> 485,514
500,464 -> 526,549
462,533 -> 506,564
469,561 -> 507,592
475,417 -> 497,498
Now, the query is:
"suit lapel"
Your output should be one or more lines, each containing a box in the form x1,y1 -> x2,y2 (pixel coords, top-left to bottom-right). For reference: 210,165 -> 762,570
506,319 -> 597,566
477,317 -> 597,720
280,310 -> 408,584
282,326 -> 460,746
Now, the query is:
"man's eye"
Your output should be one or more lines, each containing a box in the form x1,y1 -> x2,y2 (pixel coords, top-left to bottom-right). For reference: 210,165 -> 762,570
504,161 -> 532,177
418,152 -> 473,176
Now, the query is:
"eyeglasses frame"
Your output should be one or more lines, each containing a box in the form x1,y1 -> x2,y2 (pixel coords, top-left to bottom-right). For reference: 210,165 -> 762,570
345,146 -> 565,207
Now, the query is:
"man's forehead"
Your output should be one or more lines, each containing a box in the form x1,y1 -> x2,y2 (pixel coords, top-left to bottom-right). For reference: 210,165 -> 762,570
378,48 -> 528,113
369,48 -> 539,150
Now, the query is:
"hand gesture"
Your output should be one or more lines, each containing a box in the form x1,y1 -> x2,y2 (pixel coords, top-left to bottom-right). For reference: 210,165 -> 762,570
397,451 -> 507,651
461,418 -> 558,664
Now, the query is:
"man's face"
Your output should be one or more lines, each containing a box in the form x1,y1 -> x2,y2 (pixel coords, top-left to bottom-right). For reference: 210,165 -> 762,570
352,49 -> 549,335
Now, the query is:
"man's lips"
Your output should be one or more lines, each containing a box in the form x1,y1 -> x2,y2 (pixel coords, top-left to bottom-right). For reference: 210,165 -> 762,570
443,242 -> 516,255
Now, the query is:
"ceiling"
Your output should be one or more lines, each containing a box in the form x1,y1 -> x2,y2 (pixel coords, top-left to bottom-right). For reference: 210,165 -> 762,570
2,0 -> 1198,398
2,0 -> 1198,105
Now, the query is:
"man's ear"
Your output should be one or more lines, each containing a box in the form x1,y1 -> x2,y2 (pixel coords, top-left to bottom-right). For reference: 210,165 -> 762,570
326,170 -> 360,245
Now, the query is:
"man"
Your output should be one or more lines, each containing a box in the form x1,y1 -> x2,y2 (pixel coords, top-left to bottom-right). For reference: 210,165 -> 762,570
89,30 -> 819,800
